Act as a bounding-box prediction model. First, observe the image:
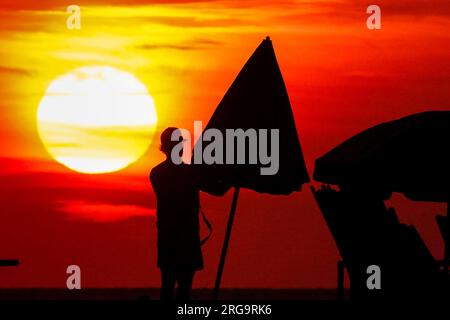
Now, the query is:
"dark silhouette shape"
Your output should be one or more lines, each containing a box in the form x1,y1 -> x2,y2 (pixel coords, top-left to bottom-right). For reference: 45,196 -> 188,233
193,36 -> 310,299
436,214 -> 450,274
0,260 -> 19,267
336,260 -> 345,301
150,127 -> 202,301
311,185 -> 447,300
196,36 -> 309,196
314,111 -> 450,272
314,111 -> 450,202
150,128 -> 227,301
312,111 -> 450,299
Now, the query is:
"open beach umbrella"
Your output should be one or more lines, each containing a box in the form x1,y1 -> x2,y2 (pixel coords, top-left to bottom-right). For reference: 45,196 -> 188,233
194,37 -> 309,298
314,111 -> 449,202
313,110 -> 450,262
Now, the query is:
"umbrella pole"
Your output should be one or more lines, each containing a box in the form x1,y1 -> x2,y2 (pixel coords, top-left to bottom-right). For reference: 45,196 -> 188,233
213,187 -> 240,300
446,199 -> 449,274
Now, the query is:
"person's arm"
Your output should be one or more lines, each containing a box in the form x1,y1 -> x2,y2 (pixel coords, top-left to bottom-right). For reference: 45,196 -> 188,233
149,168 -> 159,195
199,178 -> 230,196
190,165 -> 230,196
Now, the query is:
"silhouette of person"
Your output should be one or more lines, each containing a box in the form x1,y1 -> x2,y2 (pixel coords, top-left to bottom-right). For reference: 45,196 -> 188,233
150,127 -> 209,301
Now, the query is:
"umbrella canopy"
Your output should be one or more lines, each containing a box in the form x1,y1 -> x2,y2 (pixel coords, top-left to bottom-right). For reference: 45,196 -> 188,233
314,111 -> 450,202
194,37 -> 309,195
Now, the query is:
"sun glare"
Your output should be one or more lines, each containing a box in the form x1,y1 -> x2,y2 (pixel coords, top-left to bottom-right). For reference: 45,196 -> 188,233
37,66 -> 157,174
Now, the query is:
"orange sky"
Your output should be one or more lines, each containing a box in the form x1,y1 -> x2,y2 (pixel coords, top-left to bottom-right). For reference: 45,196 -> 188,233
0,0 -> 449,288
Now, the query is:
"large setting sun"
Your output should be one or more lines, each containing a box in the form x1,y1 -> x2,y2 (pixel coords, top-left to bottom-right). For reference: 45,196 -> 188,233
37,66 -> 157,174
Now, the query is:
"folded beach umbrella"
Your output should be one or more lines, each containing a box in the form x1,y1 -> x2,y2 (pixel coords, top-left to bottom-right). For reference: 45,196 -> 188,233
193,37 -> 309,298
195,36 -> 309,194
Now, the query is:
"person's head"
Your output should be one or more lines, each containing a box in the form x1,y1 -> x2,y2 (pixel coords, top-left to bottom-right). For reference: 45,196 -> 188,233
159,127 -> 183,158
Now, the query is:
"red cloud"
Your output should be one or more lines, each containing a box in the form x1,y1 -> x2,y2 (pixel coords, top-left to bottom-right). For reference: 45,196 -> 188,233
59,200 -> 156,222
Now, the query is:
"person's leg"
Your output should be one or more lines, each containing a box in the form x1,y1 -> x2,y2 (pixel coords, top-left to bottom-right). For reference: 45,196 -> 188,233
175,269 -> 195,301
160,268 -> 176,300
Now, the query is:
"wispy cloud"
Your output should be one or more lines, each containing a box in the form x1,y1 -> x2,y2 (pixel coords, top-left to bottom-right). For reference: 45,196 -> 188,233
59,200 -> 155,222
0,65 -> 34,76
0,157 -> 156,222
138,38 -> 222,51
0,0 -> 219,11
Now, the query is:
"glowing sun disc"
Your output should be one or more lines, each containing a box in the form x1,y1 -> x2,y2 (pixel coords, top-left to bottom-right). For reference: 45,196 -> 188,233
37,66 -> 157,174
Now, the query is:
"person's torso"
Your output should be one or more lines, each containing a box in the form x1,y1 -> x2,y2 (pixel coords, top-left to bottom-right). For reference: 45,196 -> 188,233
150,162 -> 200,236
